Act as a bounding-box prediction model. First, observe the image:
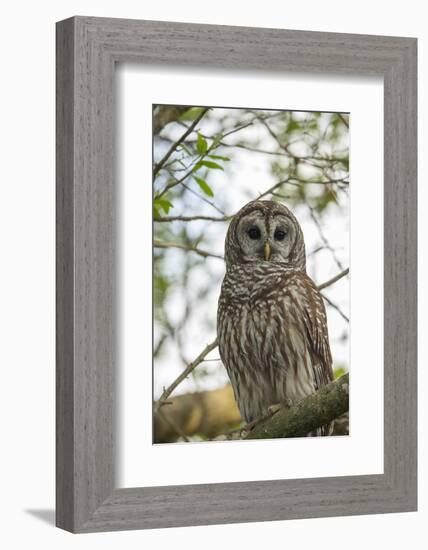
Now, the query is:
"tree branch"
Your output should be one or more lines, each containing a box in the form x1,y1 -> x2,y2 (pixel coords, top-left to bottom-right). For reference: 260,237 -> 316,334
154,338 -> 219,414
317,268 -> 349,290
153,108 -> 210,176
182,139 -> 348,169
154,214 -> 230,222
154,240 -> 224,260
309,205 -> 344,271
321,292 -> 349,323
245,373 -> 349,439
181,182 -> 227,216
154,384 -> 240,443
257,179 -> 293,200
157,408 -> 191,442
153,105 -> 191,135
338,113 -> 350,129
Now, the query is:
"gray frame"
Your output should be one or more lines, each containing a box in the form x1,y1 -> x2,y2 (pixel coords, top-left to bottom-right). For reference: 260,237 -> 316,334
56,16 -> 417,533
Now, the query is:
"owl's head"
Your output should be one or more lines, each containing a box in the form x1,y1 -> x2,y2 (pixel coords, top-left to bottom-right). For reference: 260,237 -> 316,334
224,200 -> 306,271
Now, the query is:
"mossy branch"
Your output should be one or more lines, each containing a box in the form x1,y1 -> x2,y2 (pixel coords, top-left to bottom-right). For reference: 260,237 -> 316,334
245,373 -> 349,440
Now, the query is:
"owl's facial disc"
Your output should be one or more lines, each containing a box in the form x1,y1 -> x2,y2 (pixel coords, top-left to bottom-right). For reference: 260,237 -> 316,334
237,211 -> 297,264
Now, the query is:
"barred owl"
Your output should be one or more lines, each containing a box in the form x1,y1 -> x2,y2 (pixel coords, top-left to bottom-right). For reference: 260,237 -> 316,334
217,200 -> 333,434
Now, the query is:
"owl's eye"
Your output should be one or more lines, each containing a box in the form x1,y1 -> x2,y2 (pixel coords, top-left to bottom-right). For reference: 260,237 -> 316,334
248,226 -> 261,240
274,229 -> 287,241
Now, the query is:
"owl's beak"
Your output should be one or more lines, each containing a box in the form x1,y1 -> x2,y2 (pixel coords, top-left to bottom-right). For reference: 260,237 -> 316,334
263,240 -> 271,261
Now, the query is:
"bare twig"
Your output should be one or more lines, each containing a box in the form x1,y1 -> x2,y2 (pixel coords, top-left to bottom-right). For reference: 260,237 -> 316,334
257,177 -> 347,202
153,108 -> 210,176
338,113 -> 350,128
256,114 -> 289,153
303,178 -> 349,186
183,139 -> 348,168
154,175 -> 345,224
317,268 -> 349,290
154,214 -> 230,222
154,240 -> 224,260
155,162 -> 198,199
217,143 -> 289,156
154,333 -> 168,357
181,182 -> 226,216
321,293 -> 349,323
154,338 -> 219,413
308,245 -> 326,257
270,192 -> 294,200
308,206 -> 344,271
257,179 -> 293,200
196,112 -> 280,142
253,114 -> 349,178
157,408 -> 191,442
169,127 -> 349,167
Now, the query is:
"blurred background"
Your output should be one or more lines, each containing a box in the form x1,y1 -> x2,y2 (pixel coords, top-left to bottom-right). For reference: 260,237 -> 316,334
153,105 -> 349,442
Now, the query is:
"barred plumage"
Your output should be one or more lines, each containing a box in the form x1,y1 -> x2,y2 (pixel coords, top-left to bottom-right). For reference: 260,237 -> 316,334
217,200 -> 333,434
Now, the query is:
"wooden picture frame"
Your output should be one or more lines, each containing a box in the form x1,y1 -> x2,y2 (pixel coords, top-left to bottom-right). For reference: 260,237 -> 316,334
56,16 -> 417,533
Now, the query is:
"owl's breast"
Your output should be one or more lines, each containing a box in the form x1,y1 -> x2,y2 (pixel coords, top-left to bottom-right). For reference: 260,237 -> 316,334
217,266 -> 318,422
217,272 -> 286,375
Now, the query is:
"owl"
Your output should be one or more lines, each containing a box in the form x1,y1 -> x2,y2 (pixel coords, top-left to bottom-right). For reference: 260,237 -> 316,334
217,200 -> 333,435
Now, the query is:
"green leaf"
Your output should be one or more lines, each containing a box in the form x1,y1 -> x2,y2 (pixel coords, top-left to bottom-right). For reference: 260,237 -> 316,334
197,160 -> 224,171
334,366 -> 346,379
153,206 -> 161,219
154,198 -> 174,214
196,132 -> 208,155
211,134 -> 222,148
208,154 -> 230,161
179,107 -> 204,121
193,176 -> 214,197
287,119 -> 300,132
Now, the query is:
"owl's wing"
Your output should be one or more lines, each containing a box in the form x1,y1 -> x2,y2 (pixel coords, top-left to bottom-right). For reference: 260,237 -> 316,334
285,272 -> 334,390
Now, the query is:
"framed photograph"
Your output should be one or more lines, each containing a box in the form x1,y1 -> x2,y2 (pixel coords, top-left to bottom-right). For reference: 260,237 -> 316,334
56,16 -> 417,533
